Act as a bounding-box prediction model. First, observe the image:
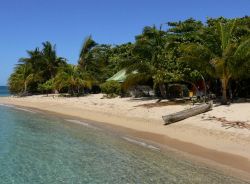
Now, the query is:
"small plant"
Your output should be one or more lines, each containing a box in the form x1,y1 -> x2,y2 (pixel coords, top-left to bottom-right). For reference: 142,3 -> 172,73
100,81 -> 121,98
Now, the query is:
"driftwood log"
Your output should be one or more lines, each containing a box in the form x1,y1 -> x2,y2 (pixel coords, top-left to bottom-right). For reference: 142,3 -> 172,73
162,101 -> 213,125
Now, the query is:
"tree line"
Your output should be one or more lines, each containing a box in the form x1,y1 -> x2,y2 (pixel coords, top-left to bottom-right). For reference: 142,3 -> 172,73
8,16 -> 250,104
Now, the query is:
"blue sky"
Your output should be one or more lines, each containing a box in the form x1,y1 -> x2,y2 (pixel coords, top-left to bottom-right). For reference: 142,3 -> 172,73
0,0 -> 249,85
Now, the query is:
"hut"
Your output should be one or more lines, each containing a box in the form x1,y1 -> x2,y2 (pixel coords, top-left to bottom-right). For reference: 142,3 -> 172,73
107,69 -> 154,97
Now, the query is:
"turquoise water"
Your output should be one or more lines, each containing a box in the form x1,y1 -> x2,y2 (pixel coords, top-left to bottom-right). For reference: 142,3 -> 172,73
0,86 -> 9,96
0,105 -> 249,184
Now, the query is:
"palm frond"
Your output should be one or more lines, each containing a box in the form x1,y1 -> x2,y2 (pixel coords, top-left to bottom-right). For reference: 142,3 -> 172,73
234,38 -> 250,60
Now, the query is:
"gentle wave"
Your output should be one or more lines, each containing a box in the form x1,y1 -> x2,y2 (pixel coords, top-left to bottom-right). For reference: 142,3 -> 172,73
13,107 -> 37,113
65,119 -> 100,130
0,103 -> 15,108
122,137 -> 160,151
0,104 -> 37,113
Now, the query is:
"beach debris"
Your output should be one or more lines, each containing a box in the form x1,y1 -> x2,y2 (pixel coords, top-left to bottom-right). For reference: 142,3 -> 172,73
207,116 -> 250,130
162,101 -> 213,125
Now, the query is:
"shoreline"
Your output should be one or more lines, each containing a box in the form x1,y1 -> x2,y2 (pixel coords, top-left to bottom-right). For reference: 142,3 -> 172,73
0,95 -> 250,180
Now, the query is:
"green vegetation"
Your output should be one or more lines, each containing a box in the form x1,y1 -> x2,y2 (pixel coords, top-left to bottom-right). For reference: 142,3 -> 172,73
180,18 -> 250,104
8,16 -> 250,104
100,81 -> 122,97
38,79 -> 54,95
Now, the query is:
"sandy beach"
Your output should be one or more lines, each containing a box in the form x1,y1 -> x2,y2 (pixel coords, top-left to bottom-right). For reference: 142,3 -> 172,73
1,94 -> 250,177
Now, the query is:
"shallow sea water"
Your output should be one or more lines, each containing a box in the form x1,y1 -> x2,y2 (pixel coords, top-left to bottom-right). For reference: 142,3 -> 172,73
0,105 -> 249,184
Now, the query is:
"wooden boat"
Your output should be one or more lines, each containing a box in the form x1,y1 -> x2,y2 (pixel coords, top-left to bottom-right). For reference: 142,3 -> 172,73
162,101 -> 213,125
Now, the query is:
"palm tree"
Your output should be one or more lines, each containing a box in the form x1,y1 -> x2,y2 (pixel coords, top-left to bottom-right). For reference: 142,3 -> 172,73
19,48 -> 42,66
16,42 -> 67,93
78,36 -> 97,70
20,42 -> 66,80
54,64 -> 93,95
8,64 -> 34,95
18,48 -> 44,85
181,19 -> 250,104
41,41 -> 67,79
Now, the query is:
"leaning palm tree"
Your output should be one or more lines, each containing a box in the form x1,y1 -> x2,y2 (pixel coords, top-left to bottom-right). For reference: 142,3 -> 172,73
181,19 -> 250,104
78,36 -> 97,70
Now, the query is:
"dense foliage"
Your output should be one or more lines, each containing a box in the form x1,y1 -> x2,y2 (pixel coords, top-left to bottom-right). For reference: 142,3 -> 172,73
8,16 -> 250,104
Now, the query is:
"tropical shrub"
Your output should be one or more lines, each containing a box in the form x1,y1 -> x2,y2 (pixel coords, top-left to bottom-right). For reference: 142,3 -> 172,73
54,64 -> 93,96
38,79 -> 54,95
100,81 -> 121,97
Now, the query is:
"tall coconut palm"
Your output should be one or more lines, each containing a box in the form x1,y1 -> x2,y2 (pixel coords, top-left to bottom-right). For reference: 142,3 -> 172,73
181,19 -> 250,104
19,42 -> 66,81
41,41 -> 67,79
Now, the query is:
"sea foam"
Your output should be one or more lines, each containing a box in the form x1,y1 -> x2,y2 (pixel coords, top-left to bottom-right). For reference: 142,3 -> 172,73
122,136 -> 160,151
65,119 -> 100,130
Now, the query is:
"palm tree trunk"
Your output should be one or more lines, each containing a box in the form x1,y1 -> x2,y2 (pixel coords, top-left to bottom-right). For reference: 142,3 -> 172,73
159,83 -> 167,98
221,78 -> 228,105
200,74 -> 207,100
24,81 -> 27,94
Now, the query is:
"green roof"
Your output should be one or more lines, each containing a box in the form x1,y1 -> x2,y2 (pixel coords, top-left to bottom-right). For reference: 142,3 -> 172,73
107,69 -> 137,83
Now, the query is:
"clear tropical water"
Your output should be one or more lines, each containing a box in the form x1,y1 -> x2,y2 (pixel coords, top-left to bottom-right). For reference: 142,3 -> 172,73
0,86 -> 9,96
0,105 -> 249,184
